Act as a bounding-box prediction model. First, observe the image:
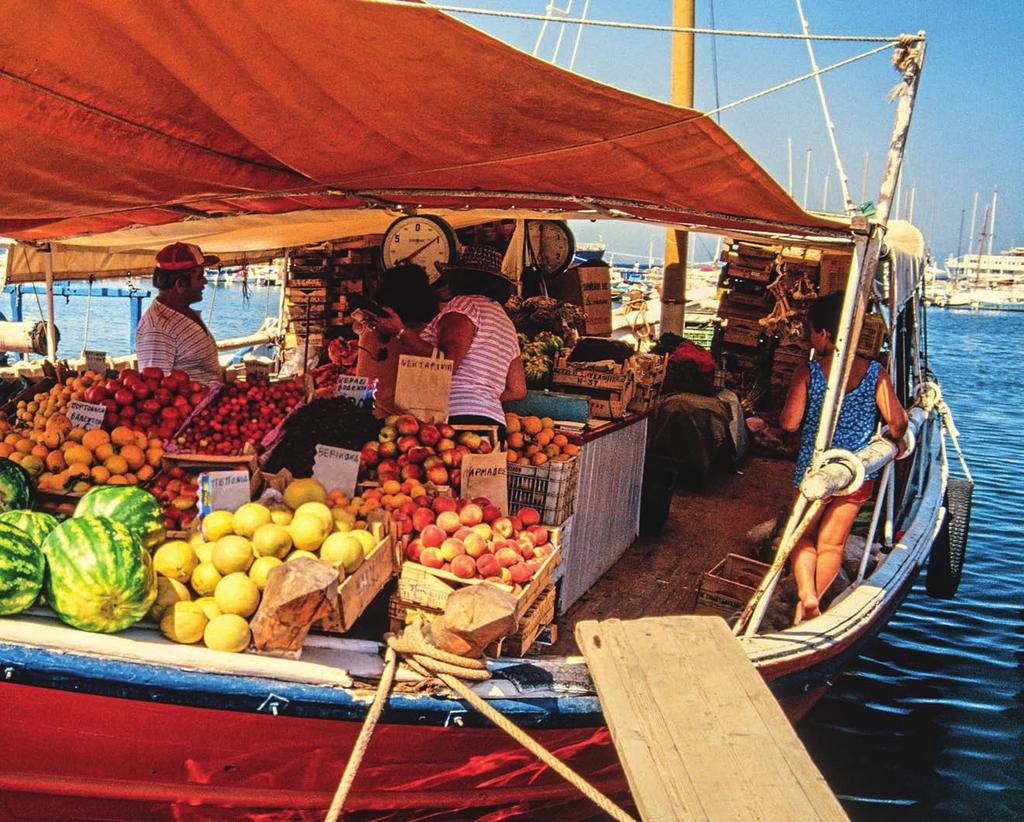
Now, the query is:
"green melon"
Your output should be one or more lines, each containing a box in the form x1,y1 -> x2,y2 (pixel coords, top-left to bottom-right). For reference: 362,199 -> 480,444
73,485 -> 166,550
0,458 -> 33,513
0,521 -> 44,615
42,515 -> 157,632
0,509 -> 60,548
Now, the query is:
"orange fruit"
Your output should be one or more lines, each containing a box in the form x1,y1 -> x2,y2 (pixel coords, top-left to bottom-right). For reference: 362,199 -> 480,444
505,413 -> 521,434
124,473 -> 139,485
132,431 -> 148,450
136,464 -> 155,482
111,426 -> 135,447
531,452 -> 549,466
552,433 -> 569,448
540,417 -> 555,429
3,433 -> 19,446
507,449 -> 519,463
148,437 -> 163,449
82,429 -> 111,451
506,432 -> 524,449
517,457 -> 531,466
145,447 -> 164,468
68,427 -> 87,443
381,479 -> 402,496
65,463 -> 91,481
91,465 -> 111,484
30,444 -> 49,459
44,413 -> 72,436
92,442 -> 114,461
41,430 -> 62,449
104,454 -> 129,476
0,443 -> 13,458
535,429 -> 554,447
106,474 -> 129,485
45,451 -> 67,473
522,416 -> 543,435
563,443 -> 579,457
120,444 -> 146,471
63,444 -> 94,466
14,438 -> 34,454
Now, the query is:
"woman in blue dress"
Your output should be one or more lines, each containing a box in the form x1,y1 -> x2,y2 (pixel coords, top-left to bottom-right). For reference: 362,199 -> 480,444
780,292 -> 908,625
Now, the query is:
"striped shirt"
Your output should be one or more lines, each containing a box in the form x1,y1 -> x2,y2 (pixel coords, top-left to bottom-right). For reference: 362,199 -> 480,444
135,300 -> 222,385
421,295 -> 520,425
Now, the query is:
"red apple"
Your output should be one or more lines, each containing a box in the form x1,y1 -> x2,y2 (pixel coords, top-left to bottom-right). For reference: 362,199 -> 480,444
378,440 -> 399,459
378,425 -> 398,443
83,386 -> 107,404
395,415 -> 420,436
360,441 -> 381,467
420,524 -> 446,548
141,366 -> 164,381
407,446 -> 433,465
113,388 -> 134,406
418,424 -> 440,446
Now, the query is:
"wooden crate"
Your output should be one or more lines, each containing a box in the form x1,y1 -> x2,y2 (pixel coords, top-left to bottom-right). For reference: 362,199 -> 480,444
397,544 -> 560,620
317,525 -> 397,634
818,251 -> 853,295
696,553 -> 770,617
721,317 -> 762,348
552,351 -> 637,419
388,584 -> 557,657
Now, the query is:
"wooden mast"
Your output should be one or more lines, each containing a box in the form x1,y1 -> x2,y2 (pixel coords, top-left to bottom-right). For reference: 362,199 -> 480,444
659,0 -> 695,336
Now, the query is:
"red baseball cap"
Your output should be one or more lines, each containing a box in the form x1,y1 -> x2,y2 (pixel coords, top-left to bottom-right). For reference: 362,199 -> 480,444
155,242 -> 220,271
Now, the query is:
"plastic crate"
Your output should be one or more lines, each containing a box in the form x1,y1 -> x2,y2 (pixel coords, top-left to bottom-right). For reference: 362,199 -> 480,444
507,456 -> 580,525
682,325 -> 715,349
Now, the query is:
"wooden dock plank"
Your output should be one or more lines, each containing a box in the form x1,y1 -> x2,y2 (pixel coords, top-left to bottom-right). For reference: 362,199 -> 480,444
576,616 -> 847,821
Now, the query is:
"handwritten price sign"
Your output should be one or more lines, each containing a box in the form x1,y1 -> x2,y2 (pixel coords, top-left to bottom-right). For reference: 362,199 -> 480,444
198,471 -> 251,516
67,400 -> 107,431
335,375 -> 376,403
312,444 -> 361,497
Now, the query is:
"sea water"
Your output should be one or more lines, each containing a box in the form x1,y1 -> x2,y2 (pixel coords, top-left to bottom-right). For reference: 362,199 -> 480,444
799,308 -> 1024,819
5,278 -> 280,361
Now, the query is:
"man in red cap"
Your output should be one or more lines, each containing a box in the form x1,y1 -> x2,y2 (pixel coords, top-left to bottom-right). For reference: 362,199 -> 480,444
134,242 -> 223,385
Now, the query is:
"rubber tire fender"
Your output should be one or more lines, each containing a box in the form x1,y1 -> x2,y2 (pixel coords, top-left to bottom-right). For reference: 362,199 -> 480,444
926,476 -> 973,599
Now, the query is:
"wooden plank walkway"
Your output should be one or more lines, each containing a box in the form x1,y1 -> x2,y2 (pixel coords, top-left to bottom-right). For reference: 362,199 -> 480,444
575,615 -> 847,821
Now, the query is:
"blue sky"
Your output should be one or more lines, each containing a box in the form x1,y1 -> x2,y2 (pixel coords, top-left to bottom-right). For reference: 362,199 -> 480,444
446,1 -> 1022,265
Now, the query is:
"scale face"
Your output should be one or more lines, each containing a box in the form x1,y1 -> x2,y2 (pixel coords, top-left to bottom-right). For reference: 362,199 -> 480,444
526,220 -> 576,276
380,215 -> 458,281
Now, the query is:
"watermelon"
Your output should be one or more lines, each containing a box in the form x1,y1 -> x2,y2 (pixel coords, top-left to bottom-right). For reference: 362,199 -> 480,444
42,516 -> 157,632
0,458 -> 33,514
0,521 -> 44,615
73,486 -> 166,550
0,510 -> 60,547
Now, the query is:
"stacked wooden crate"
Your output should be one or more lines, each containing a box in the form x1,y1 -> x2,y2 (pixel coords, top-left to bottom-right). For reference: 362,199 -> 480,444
716,241 -> 777,393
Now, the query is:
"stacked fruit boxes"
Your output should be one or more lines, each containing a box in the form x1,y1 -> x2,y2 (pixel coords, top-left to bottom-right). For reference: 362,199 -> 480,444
716,240 -> 777,393
551,351 -> 637,419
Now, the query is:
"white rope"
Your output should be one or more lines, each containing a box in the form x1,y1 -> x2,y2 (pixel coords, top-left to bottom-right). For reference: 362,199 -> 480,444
362,0 -> 905,42
795,0 -> 856,215
80,277 -> 94,355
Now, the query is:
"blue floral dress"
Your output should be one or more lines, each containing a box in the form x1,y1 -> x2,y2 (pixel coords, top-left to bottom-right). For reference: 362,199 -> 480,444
794,359 -> 882,486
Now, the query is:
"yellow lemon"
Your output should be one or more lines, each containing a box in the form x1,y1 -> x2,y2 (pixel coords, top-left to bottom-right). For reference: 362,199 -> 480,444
214,572 -> 260,617
252,523 -> 293,559
283,477 -> 327,510
194,596 -> 222,621
211,535 -> 254,575
232,502 -> 272,538
294,502 -> 334,534
285,549 -> 319,562
268,504 -> 293,526
190,561 -> 223,597
287,513 -> 327,552
152,540 -> 198,583
348,529 -> 377,557
203,614 -> 251,653
248,555 -> 283,590
320,532 -> 364,574
160,600 -> 208,644
201,510 -> 236,542
147,576 -> 190,623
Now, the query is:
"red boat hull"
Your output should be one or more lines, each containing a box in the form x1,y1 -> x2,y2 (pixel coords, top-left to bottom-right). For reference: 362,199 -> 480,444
0,682 -> 633,821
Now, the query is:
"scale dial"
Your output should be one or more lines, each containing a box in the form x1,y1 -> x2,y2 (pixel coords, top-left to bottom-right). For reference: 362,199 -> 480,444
526,220 -> 576,276
380,215 -> 458,282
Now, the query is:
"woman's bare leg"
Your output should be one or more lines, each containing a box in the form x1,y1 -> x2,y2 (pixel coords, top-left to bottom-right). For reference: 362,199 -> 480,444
790,504 -> 826,625
813,498 -> 865,599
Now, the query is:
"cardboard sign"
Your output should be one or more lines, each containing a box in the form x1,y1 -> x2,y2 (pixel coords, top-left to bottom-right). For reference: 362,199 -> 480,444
67,400 -> 107,431
335,374 -> 376,404
83,350 -> 107,374
312,444 -> 361,497
198,470 -> 252,517
394,353 -> 453,424
244,357 -> 272,381
461,451 -> 508,514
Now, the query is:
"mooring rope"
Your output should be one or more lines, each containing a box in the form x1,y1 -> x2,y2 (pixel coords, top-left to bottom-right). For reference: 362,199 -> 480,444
324,622 -> 636,822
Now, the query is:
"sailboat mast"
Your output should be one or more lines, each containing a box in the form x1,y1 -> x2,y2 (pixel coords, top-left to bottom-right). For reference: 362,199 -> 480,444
987,189 -> 998,257
660,0 -> 695,336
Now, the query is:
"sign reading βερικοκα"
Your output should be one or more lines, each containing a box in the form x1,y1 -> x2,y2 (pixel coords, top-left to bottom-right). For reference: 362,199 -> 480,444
312,444 -> 361,497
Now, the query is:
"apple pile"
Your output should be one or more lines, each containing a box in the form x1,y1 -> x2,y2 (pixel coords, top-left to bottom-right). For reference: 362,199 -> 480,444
82,367 -> 210,439
149,466 -> 201,532
359,415 -> 494,492
401,496 -> 555,590
173,378 -> 306,456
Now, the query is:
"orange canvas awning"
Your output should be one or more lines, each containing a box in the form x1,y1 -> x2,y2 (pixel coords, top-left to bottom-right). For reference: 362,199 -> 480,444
1,0 -> 847,263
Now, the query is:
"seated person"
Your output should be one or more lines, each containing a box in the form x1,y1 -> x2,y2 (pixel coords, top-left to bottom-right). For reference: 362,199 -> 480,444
355,263 -> 440,419
779,292 -> 908,624
135,242 -> 222,385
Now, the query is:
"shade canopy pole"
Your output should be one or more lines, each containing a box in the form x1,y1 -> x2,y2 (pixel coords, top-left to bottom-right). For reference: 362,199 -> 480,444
44,245 -> 57,361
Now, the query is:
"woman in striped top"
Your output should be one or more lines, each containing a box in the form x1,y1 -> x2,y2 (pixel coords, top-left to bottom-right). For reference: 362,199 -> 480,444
369,245 -> 526,439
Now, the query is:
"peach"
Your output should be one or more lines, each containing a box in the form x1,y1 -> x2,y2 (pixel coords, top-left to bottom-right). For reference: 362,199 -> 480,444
437,423 -> 455,439
396,435 -> 419,453
407,446 -> 433,465
492,518 -> 514,539
440,448 -> 462,468
481,504 -> 502,524
476,553 -> 500,578
422,455 -> 444,470
420,524 -> 446,548
419,547 -> 444,569
517,507 -> 541,527
395,414 -> 420,436
471,523 -> 493,540
412,507 -> 435,532
525,558 -> 542,573
463,533 -> 489,558
509,562 -> 533,584
453,526 -> 474,542
518,542 -> 535,560
440,538 -> 465,561
509,516 -> 523,532
399,500 -> 418,517
450,554 -> 476,579
418,424 -> 441,446
400,463 -> 424,482
436,510 -> 461,534
436,437 -> 456,452
405,538 -> 425,563
432,496 -> 459,515
457,431 -> 482,450
426,464 -> 450,486
459,503 -> 483,527
495,547 -> 520,568
527,525 -> 549,547
413,494 -> 432,508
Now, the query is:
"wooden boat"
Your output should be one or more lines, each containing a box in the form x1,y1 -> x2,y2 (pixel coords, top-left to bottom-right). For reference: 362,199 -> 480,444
0,3 -> 965,817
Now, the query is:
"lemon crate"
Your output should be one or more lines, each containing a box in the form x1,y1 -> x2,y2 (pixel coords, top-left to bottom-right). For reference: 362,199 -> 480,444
507,455 -> 580,525
388,584 -> 557,657
317,516 -> 398,634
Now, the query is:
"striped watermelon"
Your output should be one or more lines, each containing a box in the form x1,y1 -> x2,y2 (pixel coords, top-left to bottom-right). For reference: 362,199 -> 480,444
0,510 -> 60,548
42,516 -> 157,632
0,521 -> 44,615
0,458 -> 33,513
73,486 -> 166,550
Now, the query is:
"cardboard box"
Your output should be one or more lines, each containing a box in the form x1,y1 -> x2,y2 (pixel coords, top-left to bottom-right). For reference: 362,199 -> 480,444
551,262 -> 612,335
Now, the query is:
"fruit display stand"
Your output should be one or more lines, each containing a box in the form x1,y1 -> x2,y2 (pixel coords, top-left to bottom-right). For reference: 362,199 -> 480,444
506,457 -> 580,526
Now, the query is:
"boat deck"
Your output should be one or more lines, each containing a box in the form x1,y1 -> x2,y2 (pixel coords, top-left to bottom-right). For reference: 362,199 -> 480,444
552,455 -> 794,655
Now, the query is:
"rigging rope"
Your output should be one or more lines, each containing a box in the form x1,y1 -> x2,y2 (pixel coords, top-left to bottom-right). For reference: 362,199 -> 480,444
80,276 -> 94,355
365,0 -> 906,42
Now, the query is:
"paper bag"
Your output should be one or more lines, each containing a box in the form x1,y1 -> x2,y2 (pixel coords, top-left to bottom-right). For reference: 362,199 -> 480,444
461,451 -> 509,514
394,351 -> 453,424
